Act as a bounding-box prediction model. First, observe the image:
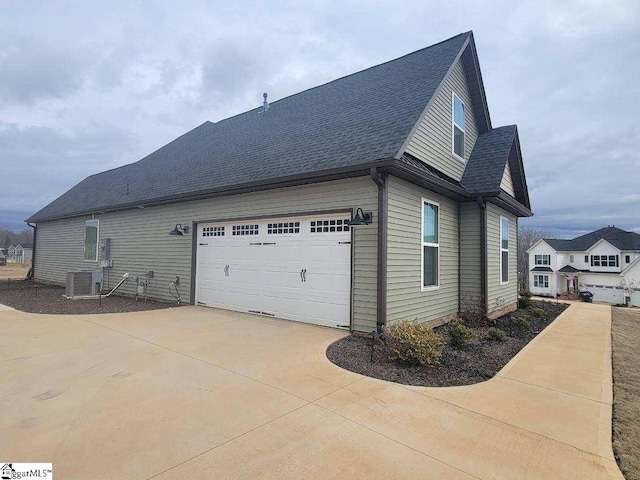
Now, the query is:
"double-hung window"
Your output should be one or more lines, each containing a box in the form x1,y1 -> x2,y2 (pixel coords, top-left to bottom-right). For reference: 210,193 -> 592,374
84,220 -> 99,262
422,200 -> 439,290
533,274 -> 549,288
500,216 -> 509,284
452,93 -> 465,159
591,255 -> 619,267
535,254 -> 550,266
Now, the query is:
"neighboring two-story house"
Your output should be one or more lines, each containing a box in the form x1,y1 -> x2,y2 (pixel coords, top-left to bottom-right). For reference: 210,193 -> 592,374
528,226 -> 640,305
6,244 -> 33,264
26,32 -> 532,332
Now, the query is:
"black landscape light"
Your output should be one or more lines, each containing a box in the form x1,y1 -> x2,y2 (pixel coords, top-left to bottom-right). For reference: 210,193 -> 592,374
348,208 -> 372,226
169,224 -> 189,236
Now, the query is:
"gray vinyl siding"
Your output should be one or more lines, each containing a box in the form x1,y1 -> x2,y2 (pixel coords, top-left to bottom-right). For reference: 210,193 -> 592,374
404,58 -> 479,181
386,176 -> 459,324
460,202 -> 481,299
486,203 -> 517,312
34,177 -> 378,332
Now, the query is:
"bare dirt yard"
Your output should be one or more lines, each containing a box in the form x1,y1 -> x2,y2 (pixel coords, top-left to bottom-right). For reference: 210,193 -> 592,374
0,279 -> 178,314
0,263 -> 30,280
611,307 -> 640,480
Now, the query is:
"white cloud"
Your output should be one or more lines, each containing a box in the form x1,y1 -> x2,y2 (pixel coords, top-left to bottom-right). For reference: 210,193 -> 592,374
0,0 -> 639,235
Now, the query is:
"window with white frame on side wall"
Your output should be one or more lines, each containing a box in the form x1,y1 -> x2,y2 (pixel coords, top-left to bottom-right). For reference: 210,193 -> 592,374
500,216 -> 509,284
421,199 -> 439,290
533,274 -> 549,288
452,93 -> 465,160
84,220 -> 99,261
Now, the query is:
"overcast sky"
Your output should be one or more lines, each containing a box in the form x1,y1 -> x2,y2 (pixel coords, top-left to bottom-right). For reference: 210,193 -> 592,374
1,0 -> 638,237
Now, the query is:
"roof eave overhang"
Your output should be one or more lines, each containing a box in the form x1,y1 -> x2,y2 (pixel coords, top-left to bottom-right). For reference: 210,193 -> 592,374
465,190 -> 532,217
27,159 -> 398,223
386,160 -> 470,201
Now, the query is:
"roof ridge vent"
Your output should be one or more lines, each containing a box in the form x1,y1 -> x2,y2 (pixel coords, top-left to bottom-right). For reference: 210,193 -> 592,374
262,92 -> 269,113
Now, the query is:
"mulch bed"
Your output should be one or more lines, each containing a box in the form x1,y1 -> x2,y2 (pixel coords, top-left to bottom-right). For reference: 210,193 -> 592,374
326,300 -> 569,387
0,279 -> 177,314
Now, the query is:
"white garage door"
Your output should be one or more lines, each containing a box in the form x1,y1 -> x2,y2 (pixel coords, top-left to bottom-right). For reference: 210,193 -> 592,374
195,214 -> 352,329
631,289 -> 640,307
586,284 -> 624,304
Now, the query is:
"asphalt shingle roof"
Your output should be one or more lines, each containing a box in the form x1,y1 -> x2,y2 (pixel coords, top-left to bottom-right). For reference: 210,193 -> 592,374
29,33 -> 472,222
531,266 -> 553,272
461,125 -> 516,194
558,265 -> 579,273
544,227 -> 640,252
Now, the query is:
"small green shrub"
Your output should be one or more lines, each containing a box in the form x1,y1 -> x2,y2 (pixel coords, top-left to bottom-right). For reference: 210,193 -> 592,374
518,296 -> 532,309
519,289 -> 533,298
384,319 -> 444,366
513,316 -> 531,330
446,319 -> 475,349
488,327 -> 505,342
531,307 -> 544,318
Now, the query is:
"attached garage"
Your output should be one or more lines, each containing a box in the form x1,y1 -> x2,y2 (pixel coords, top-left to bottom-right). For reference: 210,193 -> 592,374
195,213 -> 352,329
585,284 -> 624,304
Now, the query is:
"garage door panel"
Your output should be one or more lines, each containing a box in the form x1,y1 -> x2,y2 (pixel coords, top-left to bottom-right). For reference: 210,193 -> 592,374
585,284 -> 624,304
196,215 -> 351,329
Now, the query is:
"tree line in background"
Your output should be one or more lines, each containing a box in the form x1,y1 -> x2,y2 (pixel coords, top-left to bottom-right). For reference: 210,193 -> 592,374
518,226 -> 556,291
0,226 -> 34,249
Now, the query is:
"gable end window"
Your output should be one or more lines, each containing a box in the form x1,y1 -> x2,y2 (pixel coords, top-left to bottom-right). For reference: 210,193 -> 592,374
84,220 -> 99,262
569,255 -> 574,263
421,200 -> 439,290
500,216 -> 509,284
452,93 -> 465,160
625,255 -> 631,263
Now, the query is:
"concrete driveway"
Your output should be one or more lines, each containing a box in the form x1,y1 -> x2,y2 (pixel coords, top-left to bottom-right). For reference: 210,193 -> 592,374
0,302 -> 623,479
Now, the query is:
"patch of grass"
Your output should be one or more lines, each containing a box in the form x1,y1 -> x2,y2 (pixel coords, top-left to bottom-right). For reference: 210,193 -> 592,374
612,307 -> 640,480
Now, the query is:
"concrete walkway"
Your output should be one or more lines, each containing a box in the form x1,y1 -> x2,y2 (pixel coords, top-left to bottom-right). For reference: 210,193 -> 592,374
0,302 -> 623,479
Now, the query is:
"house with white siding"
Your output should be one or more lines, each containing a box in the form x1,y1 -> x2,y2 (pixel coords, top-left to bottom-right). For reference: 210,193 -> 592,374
6,244 -> 33,264
26,32 -> 532,332
528,226 -> 640,306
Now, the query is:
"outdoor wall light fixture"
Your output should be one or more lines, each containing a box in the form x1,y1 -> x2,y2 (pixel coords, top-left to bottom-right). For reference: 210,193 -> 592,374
169,224 -> 190,236
348,208 -> 372,226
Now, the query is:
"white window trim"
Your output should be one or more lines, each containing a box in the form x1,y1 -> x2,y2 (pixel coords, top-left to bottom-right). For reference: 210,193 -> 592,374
533,274 -> 549,289
451,92 -> 465,162
421,197 -> 440,292
500,215 -> 509,285
84,219 -> 99,262
534,254 -> 550,266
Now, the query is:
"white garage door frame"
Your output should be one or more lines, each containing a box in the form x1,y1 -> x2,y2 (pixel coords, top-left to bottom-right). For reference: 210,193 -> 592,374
190,208 -> 355,330
583,283 -> 624,304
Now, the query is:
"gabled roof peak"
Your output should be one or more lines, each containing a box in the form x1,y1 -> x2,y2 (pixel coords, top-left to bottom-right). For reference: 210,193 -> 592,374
28,32 -> 473,223
543,226 -> 640,252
